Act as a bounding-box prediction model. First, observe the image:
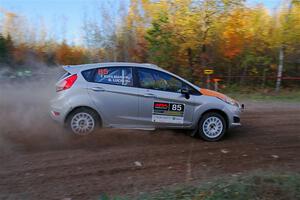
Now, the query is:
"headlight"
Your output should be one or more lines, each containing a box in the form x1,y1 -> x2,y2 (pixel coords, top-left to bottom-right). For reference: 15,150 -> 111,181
217,96 -> 238,107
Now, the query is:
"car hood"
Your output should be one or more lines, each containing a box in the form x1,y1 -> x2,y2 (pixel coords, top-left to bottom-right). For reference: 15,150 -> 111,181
199,88 -> 227,99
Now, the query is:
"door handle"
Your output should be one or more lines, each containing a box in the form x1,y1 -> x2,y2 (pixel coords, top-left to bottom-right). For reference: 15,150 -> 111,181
91,87 -> 105,92
143,93 -> 157,98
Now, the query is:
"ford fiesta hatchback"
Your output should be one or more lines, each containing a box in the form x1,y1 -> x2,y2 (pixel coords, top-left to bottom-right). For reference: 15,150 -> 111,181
50,62 -> 243,141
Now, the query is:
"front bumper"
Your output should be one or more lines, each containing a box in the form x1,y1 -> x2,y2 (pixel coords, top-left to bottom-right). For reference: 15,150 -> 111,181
225,103 -> 243,128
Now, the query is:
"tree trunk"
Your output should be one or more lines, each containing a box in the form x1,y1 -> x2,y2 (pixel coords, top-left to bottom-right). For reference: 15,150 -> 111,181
227,64 -> 232,86
200,44 -> 207,86
240,64 -> 248,86
262,67 -> 267,88
187,48 -> 194,83
275,1 -> 293,92
275,47 -> 284,92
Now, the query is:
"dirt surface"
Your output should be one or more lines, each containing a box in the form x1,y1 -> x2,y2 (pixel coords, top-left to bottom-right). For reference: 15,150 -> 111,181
0,87 -> 300,199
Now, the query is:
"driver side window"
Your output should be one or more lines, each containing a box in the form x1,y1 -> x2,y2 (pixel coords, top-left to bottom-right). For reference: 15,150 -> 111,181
137,68 -> 183,93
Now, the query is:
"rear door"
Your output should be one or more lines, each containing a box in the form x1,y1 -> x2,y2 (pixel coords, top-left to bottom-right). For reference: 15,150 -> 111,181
136,68 -> 200,128
86,67 -> 140,127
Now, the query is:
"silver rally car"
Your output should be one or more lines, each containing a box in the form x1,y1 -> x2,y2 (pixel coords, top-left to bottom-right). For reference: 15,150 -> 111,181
50,62 -> 243,141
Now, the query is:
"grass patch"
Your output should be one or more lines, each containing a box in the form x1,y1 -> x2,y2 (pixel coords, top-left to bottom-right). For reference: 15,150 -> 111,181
220,86 -> 300,102
100,171 -> 300,200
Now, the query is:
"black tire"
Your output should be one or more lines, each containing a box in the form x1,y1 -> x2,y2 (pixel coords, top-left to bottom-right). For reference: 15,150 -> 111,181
66,107 -> 100,136
198,112 -> 227,142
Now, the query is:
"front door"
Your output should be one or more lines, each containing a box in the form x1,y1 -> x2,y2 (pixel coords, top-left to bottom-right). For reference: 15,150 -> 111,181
136,68 -> 199,128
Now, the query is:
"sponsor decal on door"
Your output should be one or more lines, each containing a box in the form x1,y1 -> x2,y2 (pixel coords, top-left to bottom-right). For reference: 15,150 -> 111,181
152,102 -> 184,124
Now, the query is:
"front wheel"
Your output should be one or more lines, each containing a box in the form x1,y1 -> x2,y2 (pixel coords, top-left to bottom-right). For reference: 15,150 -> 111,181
66,108 -> 100,136
198,112 -> 227,142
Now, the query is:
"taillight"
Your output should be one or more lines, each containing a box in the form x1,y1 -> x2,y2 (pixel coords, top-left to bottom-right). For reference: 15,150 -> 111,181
56,74 -> 77,92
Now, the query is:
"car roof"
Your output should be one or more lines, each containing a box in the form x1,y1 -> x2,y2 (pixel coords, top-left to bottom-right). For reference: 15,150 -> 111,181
63,62 -> 201,91
63,62 -> 161,73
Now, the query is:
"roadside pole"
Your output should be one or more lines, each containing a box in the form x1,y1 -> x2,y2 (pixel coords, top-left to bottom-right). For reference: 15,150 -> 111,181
213,78 -> 221,91
207,74 -> 210,89
204,69 -> 214,89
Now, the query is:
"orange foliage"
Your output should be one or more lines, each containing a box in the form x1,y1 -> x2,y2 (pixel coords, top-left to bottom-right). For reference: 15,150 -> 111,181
220,8 -> 255,59
55,42 -> 86,65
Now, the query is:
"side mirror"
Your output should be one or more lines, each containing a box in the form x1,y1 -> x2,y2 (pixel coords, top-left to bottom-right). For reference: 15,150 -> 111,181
181,88 -> 190,99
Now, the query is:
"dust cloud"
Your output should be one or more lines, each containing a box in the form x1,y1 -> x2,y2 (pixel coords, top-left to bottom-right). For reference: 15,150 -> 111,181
0,65 -> 189,155
0,66 -> 68,154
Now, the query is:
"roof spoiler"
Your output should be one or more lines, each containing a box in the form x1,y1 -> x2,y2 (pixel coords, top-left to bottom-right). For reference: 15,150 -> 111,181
62,65 -> 81,74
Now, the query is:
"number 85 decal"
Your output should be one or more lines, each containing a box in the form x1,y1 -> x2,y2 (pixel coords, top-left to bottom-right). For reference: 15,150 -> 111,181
170,104 -> 184,112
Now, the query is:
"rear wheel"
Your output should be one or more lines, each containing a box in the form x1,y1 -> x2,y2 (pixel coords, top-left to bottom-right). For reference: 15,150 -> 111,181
198,112 -> 226,141
66,108 -> 100,136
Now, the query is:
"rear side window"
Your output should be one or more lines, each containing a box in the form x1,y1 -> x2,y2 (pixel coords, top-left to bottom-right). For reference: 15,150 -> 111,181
93,67 -> 133,86
82,69 -> 95,82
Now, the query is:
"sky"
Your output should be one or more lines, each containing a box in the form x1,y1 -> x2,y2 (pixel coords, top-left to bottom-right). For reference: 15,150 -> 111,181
247,0 -> 283,8
0,0 -> 282,45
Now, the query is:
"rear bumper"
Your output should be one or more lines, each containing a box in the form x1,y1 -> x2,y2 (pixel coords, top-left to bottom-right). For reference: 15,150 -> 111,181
49,108 -> 65,124
49,97 -> 71,125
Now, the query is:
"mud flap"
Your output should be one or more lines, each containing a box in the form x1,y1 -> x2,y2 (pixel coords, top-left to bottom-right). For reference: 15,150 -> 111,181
190,127 -> 198,137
